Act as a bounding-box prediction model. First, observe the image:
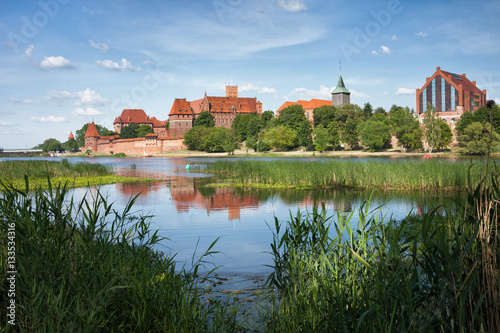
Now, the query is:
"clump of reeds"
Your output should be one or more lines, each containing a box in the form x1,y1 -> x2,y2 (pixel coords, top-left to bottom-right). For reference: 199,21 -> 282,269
0,159 -> 112,179
0,178 -> 240,332
206,160 -> 484,191
266,172 -> 499,332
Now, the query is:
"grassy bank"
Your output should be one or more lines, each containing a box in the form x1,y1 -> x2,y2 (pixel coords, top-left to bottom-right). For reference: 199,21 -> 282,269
0,182 -> 240,332
265,175 -> 500,332
0,159 -> 152,189
204,159 -> 486,191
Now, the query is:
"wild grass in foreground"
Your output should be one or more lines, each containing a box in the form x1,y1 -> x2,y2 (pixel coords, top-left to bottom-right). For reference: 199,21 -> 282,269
0,159 -> 152,189
265,175 -> 499,332
0,179 -> 240,332
205,160 -> 486,191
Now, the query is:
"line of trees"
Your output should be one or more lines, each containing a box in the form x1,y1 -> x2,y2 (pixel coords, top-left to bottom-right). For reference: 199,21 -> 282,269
183,101 -> 500,155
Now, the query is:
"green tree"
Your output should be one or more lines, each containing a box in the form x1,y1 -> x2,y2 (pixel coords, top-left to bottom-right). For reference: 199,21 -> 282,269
313,105 -> 337,128
232,113 -> 260,141
459,122 -> 500,155
63,138 -> 79,151
194,111 -> 215,128
41,138 -> 63,152
261,110 -> 275,128
327,121 -> 341,148
183,126 -> 212,151
358,121 -> 391,151
277,105 -> 312,148
100,128 -> 117,137
423,103 -> 442,153
389,106 -> 423,152
342,120 -> 360,148
455,104 -> 500,135
363,102 -> 373,120
119,123 -> 140,139
264,125 -> 297,151
136,124 -> 154,138
312,125 -> 329,152
436,120 -> 453,150
374,107 -> 386,115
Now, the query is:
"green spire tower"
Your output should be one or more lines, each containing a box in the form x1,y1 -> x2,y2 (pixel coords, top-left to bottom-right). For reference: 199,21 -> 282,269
331,60 -> 351,107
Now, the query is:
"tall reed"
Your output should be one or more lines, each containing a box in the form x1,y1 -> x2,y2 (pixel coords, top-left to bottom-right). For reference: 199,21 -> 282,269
266,172 -> 499,332
0,178 -> 240,332
206,159 -> 484,191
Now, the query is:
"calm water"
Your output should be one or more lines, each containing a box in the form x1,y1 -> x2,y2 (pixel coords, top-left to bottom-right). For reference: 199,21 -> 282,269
3,156 -> 471,277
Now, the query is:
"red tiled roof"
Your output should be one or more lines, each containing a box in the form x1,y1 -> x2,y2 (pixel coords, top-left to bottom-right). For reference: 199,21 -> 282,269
114,109 -> 150,125
169,98 -> 194,116
68,131 -> 74,140
145,133 -> 157,137
277,99 -> 332,113
206,96 -> 259,114
189,98 -> 204,115
151,116 -> 167,127
440,70 -> 483,94
84,122 -> 99,138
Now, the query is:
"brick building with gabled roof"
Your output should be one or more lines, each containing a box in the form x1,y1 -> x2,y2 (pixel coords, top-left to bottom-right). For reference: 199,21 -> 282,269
416,67 -> 487,132
168,85 -> 263,137
113,109 -> 168,137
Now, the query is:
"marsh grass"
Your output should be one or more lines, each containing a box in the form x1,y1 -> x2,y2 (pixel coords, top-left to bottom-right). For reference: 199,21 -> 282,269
0,178 -> 240,332
265,175 -> 500,332
0,159 -> 152,189
205,160 -> 485,191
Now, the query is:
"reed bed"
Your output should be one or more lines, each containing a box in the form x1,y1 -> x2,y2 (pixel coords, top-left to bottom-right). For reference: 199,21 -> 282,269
0,180 -> 240,332
206,159 -> 485,191
265,174 -> 500,332
0,159 -> 151,189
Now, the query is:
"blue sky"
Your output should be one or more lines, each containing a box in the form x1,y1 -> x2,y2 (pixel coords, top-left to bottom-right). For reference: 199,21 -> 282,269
1,0 -> 499,149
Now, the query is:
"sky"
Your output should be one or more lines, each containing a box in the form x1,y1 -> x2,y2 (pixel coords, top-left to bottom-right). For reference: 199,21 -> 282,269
1,0 -> 500,149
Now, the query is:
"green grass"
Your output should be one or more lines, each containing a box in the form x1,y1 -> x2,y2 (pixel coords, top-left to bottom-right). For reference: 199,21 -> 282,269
0,180 -> 240,332
0,159 -> 152,189
204,159 -> 486,191
265,175 -> 500,332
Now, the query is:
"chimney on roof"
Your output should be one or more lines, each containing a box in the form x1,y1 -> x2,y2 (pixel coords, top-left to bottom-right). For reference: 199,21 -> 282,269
472,81 -> 476,86
437,66 -> 440,71
462,74 -> 466,77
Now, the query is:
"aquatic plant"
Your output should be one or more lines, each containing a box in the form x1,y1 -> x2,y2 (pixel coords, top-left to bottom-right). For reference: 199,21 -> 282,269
206,159 -> 485,191
265,173 -> 500,332
0,178 -> 240,332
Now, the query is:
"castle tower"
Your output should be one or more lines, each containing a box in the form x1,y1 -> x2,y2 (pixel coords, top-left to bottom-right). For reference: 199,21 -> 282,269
83,122 -> 100,152
225,85 -> 238,98
168,98 -> 194,137
331,74 -> 351,107
68,131 -> 74,140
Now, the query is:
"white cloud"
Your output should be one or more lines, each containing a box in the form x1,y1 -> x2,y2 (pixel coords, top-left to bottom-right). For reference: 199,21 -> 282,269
142,59 -> 153,65
10,97 -> 41,104
25,44 -> 34,56
495,98 -> 500,105
392,35 -> 397,40
277,0 -> 307,12
72,107 -> 103,117
381,45 -> 391,54
82,6 -> 103,15
30,116 -> 67,123
240,84 -> 278,94
88,40 -> 109,53
395,88 -> 414,95
44,88 -> 109,106
40,56 -> 77,70
351,90 -> 369,98
286,85 -> 333,100
415,31 -> 427,37
0,121 -> 16,126
371,50 -> 378,55
96,58 -> 142,72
